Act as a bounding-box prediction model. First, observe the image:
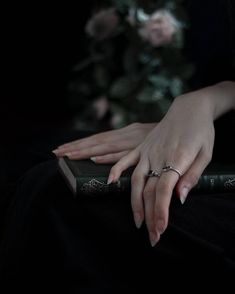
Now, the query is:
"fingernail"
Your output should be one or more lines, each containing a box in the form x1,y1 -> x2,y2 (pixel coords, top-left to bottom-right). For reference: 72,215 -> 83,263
52,149 -> 59,154
156,220 -> 165,235
133,213 -> 143,229
90,157 -> 96,163
149,232 -> 159,247
107,174 -> 114,185
180,187 -> 189,204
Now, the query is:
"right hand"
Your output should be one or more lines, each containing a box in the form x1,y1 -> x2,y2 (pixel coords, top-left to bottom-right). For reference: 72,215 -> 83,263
53,122 -> 157,163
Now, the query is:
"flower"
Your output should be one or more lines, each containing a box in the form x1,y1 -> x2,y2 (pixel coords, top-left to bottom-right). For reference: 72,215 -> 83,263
138,9 -> 181,47
85,8 -> 119,41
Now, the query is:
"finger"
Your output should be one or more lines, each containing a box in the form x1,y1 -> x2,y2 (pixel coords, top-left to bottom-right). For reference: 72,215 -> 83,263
90,151 -> 129,164
175,147 -> 212,204
153,173 -> 178,236
107,149 -> 140,184
57,125 -> 131,150
62,140 -> 132,160
143,176 -> 161,246
153,156 -> 194,236
54,130 -> 122,154
54,122 -> 150,154
53,136 -> 109,156
131,159 -> 150,229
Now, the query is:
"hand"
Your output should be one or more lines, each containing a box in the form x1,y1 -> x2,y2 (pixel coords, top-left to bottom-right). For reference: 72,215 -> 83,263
106,88 -> 219,246
53,122 -> 157,164
54,81 -> 235,246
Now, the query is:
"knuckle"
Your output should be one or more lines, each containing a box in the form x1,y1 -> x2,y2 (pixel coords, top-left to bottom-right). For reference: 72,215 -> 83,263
175,149 -> 185,161
130,122 -> 141,129
177,149 -> 192,163
167,147 -> 185,162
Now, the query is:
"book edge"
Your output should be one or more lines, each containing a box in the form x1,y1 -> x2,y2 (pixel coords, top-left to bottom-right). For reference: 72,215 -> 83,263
58,157 -> 77,195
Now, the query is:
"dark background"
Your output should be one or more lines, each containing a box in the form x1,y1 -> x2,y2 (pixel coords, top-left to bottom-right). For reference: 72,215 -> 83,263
1,1 -> 234,135
1,4 -> 93,136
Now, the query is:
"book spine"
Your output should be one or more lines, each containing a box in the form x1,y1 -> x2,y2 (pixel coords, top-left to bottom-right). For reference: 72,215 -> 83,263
192,174 -> 235,193
76,174 -> 235,196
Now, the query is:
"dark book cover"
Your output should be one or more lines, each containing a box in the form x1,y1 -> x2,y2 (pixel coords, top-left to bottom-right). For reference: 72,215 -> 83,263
58,157 -> 235,197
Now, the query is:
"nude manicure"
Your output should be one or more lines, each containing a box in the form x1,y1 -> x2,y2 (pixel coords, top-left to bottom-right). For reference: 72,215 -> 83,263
180,187 -> 189,204
133,213 -> 143,229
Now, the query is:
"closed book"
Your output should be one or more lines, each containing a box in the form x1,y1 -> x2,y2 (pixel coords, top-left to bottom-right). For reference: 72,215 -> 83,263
58,157 -> 235,197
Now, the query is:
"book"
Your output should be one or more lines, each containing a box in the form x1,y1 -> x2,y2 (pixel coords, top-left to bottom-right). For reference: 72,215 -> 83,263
58,157 -> 235,197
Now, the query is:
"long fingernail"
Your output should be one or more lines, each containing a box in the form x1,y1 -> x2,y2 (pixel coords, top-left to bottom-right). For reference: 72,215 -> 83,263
52,149 -> 59,154
90,157 -> 96,163
107,174 -> 114,185
156,220 -> 165,235
180,187 -> 189,204
149,232 -> 159,247
133,213 -> 143,229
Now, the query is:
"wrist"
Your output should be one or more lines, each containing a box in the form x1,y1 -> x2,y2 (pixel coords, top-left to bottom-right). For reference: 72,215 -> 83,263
211,81 -> 235,119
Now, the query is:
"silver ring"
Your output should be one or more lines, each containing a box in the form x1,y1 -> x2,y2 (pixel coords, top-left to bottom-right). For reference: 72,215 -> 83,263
147,170 -> 161,177
162,165 -> 182,178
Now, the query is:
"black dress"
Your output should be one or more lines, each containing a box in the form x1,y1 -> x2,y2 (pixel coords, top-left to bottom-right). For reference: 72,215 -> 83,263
0,0 -> 235,292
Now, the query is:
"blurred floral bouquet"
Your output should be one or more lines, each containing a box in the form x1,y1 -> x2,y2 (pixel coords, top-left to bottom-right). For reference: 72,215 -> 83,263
69,0 -> 194,130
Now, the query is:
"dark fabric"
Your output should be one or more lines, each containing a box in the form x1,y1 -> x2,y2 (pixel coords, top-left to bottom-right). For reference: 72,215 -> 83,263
0,130 -> 235,293
1,159 -> 235,292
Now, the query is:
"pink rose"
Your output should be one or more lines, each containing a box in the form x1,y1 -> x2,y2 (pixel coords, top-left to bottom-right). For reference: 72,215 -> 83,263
85,8 -> 119,41
138,10 -> 180,47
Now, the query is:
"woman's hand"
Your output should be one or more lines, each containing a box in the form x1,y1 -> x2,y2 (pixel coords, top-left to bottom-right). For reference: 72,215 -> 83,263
53,81 -> 234,246
106,82 -> 235,246
53,122 -> 157,164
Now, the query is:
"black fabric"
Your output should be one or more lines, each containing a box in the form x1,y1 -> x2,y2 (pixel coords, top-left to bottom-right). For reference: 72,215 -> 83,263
1,160 -> 235,292
0,130 -> 235,293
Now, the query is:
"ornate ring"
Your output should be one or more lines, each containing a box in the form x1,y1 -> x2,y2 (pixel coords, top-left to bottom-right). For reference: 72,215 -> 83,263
147,170 -> 161,177
162,165 -> 182,178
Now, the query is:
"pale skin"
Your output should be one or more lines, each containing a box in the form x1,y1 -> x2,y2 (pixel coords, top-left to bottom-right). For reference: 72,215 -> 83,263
53,81 -> 235,246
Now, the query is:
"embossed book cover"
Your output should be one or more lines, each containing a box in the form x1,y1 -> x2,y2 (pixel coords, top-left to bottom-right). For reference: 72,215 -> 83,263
58,157 -> 235,197
58,157 -> 134,196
